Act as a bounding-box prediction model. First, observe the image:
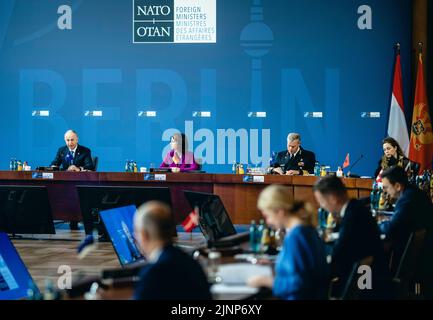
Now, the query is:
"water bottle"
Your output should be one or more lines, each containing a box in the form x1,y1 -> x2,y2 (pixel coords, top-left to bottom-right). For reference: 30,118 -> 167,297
422,171 -> 430,193
17,160 -> 23,171
261,227 -> 271,253
314,161 -> 320,176
9,158 -> 14,171
336,166 -> 343,178
256,219 -> 265,251
125,160 -> 129,172
27,280 -> 42,300
370,181 -> 376,209
232,161 -> 236,174
249,220 -> 258,252
326,212 -> 336,229
270,151 -> 276,167
43,279 -> 57,300
370,181 -> 378,210
133,161 -> 138,173
378,187 -> 386,210
207,250 -> 221,283
318,208 -> 328,230
274,228 -> 285,251
238,164 -> 245,174
320,165 -> 326,177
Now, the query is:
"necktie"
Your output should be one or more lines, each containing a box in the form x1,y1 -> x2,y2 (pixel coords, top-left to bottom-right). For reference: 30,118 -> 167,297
69,151 -> 74,165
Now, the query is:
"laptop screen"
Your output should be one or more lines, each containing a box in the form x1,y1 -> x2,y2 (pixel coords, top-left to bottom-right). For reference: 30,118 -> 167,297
0,232 -> 38,300
99,205 -> 145,266
76,186 -> 175,237
183,191 -> 237,242
0,186 -> 55,235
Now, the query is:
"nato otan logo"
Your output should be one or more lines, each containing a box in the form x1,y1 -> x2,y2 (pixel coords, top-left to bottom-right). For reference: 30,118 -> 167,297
133,0 -> 216,43
133,0 -> 174,43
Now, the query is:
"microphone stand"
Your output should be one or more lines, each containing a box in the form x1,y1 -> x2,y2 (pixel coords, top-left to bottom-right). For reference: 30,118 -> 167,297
347,154 -> 364,178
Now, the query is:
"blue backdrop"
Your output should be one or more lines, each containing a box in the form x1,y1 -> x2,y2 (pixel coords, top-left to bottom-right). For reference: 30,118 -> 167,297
0,0 -> 412,175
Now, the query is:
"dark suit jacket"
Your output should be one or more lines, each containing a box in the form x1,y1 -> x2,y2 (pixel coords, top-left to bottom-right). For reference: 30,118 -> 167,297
273,146 -> 316,174
50,145 -> 93,171
133,244 -> 211,300
331,199 -> 390,298
385,185 -> 433,272
374,156 -> 419,179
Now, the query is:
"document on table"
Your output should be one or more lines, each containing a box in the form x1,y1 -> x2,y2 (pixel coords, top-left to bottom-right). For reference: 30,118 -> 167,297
216,263 -> 272,285
210,263 -> 272,296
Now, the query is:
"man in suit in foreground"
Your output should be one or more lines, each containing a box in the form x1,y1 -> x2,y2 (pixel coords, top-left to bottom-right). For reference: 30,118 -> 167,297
381,165 -> 433,297
51,129 -> 94,171
133,201 -> 211,300
271,132 -> 316,175
313,176 -> 390,299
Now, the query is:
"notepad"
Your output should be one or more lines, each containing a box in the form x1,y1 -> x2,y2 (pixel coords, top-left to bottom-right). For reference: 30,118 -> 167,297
211,284 -> 258,295
216,263 -> 272,285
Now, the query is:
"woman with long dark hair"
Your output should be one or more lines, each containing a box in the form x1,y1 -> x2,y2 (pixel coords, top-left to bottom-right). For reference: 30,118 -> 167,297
374,137 -> 417,179
160,133 -> 199,172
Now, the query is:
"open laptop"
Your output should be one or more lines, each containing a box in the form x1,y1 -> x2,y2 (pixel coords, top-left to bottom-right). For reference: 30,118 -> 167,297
100,204 -> 206,268
183,191 -> 249,247
99,205 -> 145,267
0,232 -> 39,300
77,186 -> 176,239
0,185 -> 55,235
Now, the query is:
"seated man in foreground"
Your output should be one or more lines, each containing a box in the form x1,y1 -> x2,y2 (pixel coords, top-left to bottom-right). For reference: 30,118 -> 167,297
313,176 -> 391,299
380,165 -> 433,297
133,201 -> 211,300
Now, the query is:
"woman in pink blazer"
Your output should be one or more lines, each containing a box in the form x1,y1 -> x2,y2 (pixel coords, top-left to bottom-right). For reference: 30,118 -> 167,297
160,133 -> 199,172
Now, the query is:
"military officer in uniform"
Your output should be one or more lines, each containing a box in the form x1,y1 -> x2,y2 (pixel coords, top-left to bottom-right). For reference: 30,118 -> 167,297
270,133 -> 316,175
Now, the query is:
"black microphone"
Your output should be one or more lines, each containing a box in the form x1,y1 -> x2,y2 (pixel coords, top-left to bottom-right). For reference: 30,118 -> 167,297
347,154 -> 364,178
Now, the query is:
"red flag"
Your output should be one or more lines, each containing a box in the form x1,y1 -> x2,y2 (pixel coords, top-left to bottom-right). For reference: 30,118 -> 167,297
409,50 -> 433,172
342,153 -> 350,169
388,50 -> 410,156
181,207 -> 199,232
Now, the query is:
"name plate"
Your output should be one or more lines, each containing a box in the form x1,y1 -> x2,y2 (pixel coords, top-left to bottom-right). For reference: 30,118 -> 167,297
155,174 -> 167,181
243,175 -> 264,183
144,173 -> 167,181
32,172 -> 54,179
253,175 -> 265,183
144,173 -> 154,181
242,175 -> 252,182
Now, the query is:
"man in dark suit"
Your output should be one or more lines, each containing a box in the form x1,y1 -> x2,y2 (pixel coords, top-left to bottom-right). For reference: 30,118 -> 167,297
271,132 -> 316,175
51,130 -> 94,171
381,166 -> 433,297
313,176 -> 391,299
133,201 -> 211,300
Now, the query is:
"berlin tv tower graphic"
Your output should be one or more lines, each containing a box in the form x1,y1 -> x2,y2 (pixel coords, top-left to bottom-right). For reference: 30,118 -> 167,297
121,221 -> 141,260
240,0 -> 273,128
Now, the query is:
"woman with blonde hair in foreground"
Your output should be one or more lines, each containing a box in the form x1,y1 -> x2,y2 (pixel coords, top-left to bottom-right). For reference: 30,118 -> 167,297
247,184 -> 329,300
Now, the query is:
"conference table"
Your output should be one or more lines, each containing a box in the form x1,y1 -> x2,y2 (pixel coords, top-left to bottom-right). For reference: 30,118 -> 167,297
0,171 -> 374,225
